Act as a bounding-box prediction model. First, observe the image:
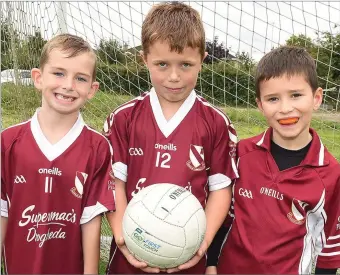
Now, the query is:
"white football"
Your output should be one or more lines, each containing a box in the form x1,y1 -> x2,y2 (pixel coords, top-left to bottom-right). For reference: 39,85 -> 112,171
122,183 -> 206,268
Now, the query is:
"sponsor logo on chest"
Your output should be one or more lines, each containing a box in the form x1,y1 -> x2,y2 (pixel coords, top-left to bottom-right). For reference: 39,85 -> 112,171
154,143 -> 177,151
259,187 -> 284,201
38,167 -> 62,176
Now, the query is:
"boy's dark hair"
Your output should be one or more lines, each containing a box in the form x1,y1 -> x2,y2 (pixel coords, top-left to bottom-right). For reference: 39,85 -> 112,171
255,46 -> 318,98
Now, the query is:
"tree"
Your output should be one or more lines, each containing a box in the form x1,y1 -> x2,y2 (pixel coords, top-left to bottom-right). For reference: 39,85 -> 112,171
317,32 -> 340,81
97,38 -> 127,65
1,20 -> 19,70
235,51 -> 256,72
285,33 -> 340,86
204,36 -> 229,64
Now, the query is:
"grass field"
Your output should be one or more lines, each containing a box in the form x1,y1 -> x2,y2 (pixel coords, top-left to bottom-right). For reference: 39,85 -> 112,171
1,84 -> 340,273
2,84 -> 340,159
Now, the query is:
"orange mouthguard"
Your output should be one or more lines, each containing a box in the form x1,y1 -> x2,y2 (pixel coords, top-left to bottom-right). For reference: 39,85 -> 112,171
278,117 -> 299,125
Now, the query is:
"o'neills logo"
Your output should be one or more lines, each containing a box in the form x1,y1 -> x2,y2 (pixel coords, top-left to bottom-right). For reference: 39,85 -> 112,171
38,167 -> 62,176
70,171 -> 88,199
260,187 -> 284,201
155,143 -> 177,151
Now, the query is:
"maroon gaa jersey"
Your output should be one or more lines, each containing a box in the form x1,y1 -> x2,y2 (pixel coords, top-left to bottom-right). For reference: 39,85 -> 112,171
104,88 -> 238,274
1,109 -> 115,274
218,128 -> 340,274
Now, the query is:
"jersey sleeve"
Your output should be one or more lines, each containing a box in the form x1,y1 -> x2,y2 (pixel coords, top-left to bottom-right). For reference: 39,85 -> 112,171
316,171 -> 340,269
103,109 -> 129,183
1,133 -> 9,218
208,115 -> 239,192
80,139 -> 116,224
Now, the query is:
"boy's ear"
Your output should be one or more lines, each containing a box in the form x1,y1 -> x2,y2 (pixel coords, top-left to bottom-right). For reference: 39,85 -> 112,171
140,50 -> 147,66
31,68 -> 43,90
313,87 -> 323,111
256,98 -> 264,114
202,51 -> 208,63
87,81 -> 100,100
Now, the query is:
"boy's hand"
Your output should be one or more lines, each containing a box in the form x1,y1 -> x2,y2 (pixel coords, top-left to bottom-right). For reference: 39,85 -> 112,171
205,266 -> 217,274
166,239 -> 208,273
116,237 -> 161,273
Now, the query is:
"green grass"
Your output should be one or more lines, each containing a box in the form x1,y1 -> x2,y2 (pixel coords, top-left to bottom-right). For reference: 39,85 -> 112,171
2,83 -> 340,160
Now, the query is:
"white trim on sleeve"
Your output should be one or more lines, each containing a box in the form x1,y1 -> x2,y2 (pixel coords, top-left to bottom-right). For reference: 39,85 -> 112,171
208,174 -> 232,191
113,162 -> 127,182
1,199 -> 8,217
80,201 -> 109,224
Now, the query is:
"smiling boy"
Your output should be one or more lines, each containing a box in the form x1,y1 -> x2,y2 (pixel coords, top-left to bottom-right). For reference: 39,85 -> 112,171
1,34 -> 115,274
215,46 -> 340,274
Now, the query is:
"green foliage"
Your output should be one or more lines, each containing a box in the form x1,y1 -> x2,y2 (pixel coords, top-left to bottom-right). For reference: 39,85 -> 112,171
95,61 -> 256,107
97,38 -> 129,65
286,32 -> 340,87
1,20 -> 46,70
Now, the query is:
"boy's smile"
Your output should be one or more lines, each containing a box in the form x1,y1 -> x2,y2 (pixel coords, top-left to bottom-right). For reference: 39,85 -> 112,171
54,93 -> 77,103
257,74 -> 323,150
32,48 -> 99,116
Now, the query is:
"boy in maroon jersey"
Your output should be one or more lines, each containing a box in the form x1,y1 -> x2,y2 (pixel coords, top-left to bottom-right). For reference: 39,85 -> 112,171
103,2 -> 238,274
1,34 -> 115,274
207,46 -> 340,274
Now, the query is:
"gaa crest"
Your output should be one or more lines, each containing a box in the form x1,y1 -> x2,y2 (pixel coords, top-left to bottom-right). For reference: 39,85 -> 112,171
186,144 -> 206,171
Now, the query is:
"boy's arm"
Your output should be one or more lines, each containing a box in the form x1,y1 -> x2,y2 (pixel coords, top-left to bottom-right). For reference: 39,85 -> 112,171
206,224 -> 229,265
205,189 -> 235,274
1,217 -> 8,248
1,143 -> 9,248
81,215 -> 101,274
79,139 -> 115,274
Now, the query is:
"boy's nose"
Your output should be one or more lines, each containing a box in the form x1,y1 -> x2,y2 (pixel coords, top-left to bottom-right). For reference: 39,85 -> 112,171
62,78 -> 75,91
168,69 -> 180,82
280,99 -> 294,113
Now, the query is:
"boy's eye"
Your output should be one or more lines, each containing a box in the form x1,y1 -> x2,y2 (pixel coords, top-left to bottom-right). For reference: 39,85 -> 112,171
158,62 -> 167,68
292,93 -> 302,98
268,97 -> 278,102
182,63 -> 191,68
76,76 -> 87,82
53,72 -> 64,77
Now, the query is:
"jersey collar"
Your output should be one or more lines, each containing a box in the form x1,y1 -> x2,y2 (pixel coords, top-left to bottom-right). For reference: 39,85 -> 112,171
30,108 -> 85,161
255,127 -> 330,167
149,87 -> 196,138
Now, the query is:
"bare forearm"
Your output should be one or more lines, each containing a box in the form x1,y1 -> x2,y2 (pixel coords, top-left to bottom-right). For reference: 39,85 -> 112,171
106,179 -> 127,241
81,215 -> 101,274
1,217 -> 8,247
204,187 -> 231,246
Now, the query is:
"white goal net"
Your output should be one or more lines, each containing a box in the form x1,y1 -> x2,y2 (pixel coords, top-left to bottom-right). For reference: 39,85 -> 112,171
1,1 -> 340,269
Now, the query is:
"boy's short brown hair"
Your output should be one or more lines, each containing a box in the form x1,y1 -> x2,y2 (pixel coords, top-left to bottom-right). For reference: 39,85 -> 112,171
142,2 -> 206,59
255,46 -> 318,98
39,33 -> 97,79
